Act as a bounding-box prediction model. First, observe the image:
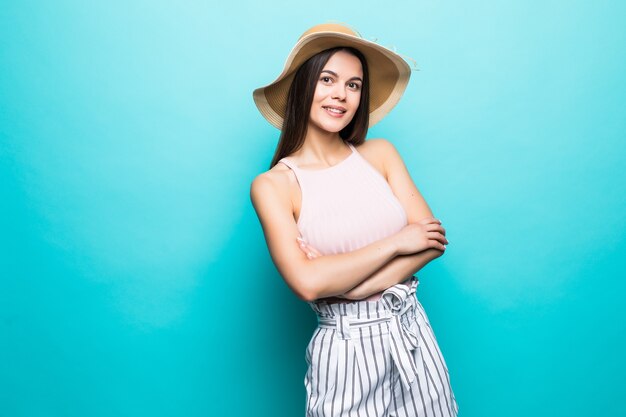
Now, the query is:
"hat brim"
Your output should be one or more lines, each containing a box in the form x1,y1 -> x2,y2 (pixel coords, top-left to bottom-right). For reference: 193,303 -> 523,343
253,31 -> 412,130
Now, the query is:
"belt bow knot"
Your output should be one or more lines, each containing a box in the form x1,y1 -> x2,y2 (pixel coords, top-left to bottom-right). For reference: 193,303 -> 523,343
381,281 -> 420,390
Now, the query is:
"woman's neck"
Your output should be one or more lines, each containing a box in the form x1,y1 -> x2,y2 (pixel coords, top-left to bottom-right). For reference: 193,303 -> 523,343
292,129 -> 349,167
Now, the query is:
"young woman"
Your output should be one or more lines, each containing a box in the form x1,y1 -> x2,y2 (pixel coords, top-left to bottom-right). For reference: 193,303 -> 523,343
250,23 -> 459,417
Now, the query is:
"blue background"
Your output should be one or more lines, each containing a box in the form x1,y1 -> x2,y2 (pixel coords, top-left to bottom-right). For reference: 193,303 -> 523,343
1,1 -> 625,416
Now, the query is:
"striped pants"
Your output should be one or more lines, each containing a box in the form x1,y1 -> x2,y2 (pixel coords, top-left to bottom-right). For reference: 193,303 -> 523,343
304,277 -> 458,417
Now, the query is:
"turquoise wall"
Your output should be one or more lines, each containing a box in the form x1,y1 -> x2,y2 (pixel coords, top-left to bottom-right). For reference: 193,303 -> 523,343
1,1 -> 625,416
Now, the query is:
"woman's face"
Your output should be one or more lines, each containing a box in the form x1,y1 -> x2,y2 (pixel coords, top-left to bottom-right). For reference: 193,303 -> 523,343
308,50 -> 363,135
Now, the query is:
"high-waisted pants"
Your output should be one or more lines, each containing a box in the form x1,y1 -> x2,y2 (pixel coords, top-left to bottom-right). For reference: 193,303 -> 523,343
304,277 -> 459,417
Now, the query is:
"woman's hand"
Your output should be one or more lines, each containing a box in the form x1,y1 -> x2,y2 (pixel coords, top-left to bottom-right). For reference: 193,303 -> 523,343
393,217 -> 448,255
296,236 -> 323,260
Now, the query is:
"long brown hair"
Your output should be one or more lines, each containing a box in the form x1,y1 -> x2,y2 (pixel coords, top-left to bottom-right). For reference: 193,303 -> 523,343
269,47 -> 370,169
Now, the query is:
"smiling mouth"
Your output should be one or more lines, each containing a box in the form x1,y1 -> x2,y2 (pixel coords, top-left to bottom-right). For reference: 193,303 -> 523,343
323,106 -> 346,115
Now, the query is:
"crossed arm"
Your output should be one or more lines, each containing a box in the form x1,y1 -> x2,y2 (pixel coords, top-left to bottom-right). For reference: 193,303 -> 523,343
298,234 -> 445,300
250,138 -> 447,302
345,248 -> 444,299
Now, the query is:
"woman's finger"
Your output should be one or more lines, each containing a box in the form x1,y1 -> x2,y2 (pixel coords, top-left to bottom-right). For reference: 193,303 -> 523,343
297,237 -> 322,259
418,217 -> 441,225
429,238 -> 447,251
306,244 -> 322,258
427,223 -> 445,234
308,245 -> 322,257
424,224 -> 446,237
296,237 -> 309,255
426,231 -> 449,245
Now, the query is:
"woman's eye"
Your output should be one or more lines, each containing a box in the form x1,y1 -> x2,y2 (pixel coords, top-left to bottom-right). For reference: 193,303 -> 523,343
321,76 -> 332,83
349,82 -> 361,90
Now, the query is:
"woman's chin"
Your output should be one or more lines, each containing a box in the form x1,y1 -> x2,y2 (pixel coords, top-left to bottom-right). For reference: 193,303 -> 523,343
310,121 -> 351,134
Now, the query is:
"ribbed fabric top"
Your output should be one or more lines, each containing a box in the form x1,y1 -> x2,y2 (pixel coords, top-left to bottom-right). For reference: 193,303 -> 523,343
278,143 -> 408,255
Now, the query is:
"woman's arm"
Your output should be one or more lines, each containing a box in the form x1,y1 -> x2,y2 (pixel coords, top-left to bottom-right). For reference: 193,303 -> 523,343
342,138 -> 449,299
342,248 -> 443,299
297,219 -> 446,300
250,172 -> 436,302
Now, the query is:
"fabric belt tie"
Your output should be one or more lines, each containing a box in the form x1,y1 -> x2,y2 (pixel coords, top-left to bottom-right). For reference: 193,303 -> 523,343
380,284 -> 420,390
317,279 -> 420,390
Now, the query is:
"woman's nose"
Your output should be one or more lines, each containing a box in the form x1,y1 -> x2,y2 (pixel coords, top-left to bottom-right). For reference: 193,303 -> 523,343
331,85 -> 346,100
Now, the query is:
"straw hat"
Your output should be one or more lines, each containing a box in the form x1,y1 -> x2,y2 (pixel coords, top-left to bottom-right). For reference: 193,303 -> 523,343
252,23 -> 414,130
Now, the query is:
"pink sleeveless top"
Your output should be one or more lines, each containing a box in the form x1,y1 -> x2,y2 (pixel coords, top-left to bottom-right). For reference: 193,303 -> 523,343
278,143 -> 408,255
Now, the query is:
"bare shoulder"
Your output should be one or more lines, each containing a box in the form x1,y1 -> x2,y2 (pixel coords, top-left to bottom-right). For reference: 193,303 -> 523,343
354,138 -> 404,180
249,162 -> 295,211
359,138 -> 402,157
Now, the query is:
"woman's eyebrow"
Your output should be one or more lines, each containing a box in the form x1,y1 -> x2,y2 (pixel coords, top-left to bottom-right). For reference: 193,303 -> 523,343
321,70 -> 363,83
